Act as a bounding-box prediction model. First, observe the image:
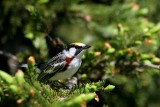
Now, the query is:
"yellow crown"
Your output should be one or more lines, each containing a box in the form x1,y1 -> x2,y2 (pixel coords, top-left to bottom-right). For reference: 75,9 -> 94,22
71,42 -> 86,47
71,42 -> 83,45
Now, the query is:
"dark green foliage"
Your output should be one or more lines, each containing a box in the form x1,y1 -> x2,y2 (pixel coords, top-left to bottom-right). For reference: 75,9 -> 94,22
0,0 -> 160,107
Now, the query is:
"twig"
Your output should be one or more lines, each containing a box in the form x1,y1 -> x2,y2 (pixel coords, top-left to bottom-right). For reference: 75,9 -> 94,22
0,50 -> 20,62
43,24 -> 65,47
131,61 -> 160,70
142,62 -> 160,70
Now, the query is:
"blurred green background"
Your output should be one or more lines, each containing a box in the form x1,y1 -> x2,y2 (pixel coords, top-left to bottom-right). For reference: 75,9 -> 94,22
0,0 -> 160,107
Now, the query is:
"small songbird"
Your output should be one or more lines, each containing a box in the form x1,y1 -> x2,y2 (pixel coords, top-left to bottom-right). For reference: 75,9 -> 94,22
37,42 -> 90,82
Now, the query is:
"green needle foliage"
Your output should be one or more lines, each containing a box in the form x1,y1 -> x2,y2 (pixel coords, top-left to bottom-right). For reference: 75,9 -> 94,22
0,68 -> 112,107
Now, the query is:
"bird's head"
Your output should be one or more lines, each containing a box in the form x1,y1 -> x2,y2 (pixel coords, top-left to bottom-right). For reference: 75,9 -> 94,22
63,42 -> 91,58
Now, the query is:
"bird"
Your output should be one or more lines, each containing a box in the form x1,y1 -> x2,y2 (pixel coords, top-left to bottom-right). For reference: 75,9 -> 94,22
36,42 -> 90,83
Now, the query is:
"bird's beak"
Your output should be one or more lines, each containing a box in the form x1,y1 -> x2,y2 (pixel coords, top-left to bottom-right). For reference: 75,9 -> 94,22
83,45 -> 91,49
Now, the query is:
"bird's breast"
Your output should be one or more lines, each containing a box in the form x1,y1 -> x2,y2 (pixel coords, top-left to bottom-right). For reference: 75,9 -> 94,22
68,58 -> 81,69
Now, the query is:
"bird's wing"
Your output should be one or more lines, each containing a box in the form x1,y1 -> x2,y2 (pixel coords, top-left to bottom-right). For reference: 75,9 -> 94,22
37,52 -> 66,82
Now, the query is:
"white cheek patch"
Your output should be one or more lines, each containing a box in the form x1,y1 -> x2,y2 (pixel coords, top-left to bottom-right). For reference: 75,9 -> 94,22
69,47 -> 76,56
